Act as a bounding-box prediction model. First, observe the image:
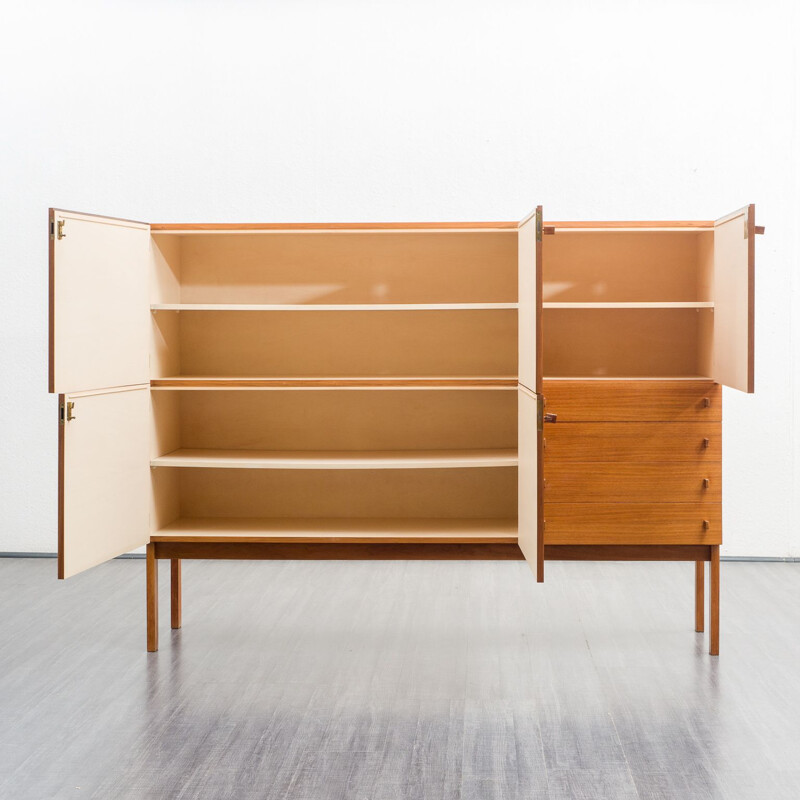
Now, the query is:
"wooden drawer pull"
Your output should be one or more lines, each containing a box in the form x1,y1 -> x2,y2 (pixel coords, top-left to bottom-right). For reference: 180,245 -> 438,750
703,397 -> 711,408
703,478 -> 710,489
703,438 -> 710,448
703,520 -> 710,530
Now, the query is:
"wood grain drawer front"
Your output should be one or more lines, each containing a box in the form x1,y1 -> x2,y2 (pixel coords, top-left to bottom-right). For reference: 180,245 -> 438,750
543,422 -> 721,462
542,380 -> 721,422
544,462 -> 721,503
543,503 -> 722,545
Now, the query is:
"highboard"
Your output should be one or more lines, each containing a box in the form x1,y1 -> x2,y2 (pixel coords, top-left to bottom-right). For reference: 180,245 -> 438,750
48,205 -> 761,653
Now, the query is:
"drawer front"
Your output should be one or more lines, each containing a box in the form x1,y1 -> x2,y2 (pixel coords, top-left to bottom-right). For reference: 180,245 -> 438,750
543,380 -> 721,422
544,462 -> 721,503
544,503 -> 722,545
544,422 -> 721,462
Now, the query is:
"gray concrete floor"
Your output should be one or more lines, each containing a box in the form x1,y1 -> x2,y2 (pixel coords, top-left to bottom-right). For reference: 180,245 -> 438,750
0,557 -> 798,799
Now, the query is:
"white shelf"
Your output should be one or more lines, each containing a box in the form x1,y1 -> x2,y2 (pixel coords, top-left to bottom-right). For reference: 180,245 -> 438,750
543,302 -> 714,309
150,376 -> 518,390
151,448 -> 518,470
151,517 -> 518,543
151,303 -> 518,311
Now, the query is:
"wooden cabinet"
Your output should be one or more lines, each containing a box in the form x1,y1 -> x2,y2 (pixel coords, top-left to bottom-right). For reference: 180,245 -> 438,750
49,206 -> 760,655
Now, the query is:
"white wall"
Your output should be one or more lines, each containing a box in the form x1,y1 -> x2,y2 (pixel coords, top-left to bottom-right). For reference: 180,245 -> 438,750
0,0 -> 797,557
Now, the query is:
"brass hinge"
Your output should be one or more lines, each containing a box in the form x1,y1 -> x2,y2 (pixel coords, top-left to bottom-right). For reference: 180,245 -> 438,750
60,401 -> 75,424
535,207 -> 543,242
57,219 -> 66,240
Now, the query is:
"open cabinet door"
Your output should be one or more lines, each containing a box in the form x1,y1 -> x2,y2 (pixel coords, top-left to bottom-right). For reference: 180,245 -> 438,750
712,204 -> 755,393
50,209 -> 151,577
518,207 -> 544,581
59,387 -> 150,578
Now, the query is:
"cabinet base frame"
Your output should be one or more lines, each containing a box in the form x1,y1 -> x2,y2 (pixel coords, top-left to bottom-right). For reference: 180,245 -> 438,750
145,542 -> 719,656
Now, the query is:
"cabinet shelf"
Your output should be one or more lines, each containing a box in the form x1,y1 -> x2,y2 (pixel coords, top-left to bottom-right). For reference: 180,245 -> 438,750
150,377 -> 518,390
543,302 -> 714,309
151,448 -> 518,470
151,517 -> 518,543
151,303 -> 518,311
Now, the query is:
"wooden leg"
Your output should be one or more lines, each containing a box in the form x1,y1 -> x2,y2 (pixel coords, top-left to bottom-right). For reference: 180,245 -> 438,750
171,558 -> 182,630
709,545 -> 720,656
147,543 -> 158,652
695,560 -> 704,632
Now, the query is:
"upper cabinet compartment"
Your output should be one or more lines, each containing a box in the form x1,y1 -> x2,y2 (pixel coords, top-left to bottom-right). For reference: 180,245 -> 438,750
50,210 -> 150,394
541,214 -> 758,387
150,229 -> 517,306
149,227 -> 519,382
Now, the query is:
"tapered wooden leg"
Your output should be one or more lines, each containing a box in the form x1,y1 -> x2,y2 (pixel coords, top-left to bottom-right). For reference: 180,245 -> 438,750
695,560 -> 704,632
147,544 -> 158,652
709,545 -> 720,656
171,558 -> 182,630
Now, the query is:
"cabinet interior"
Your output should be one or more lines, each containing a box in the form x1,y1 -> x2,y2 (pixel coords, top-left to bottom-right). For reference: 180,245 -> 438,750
543,229 -> 715,379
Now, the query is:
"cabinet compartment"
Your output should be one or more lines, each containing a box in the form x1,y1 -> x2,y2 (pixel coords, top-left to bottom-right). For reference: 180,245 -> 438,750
543,230 -> 713,303
151,231 -> 517,305
152,309 -> 517,379
153,466 -> 516,522
543,307 -> 713,378
152,389 -> 516,453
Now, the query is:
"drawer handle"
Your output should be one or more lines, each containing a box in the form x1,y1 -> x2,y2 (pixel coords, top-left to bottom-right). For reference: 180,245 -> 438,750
544,413 -> 558,423
703,438 -> 710,449
703,520 -> 710,530
702,397 -> 711,408
703,478 -> 710,489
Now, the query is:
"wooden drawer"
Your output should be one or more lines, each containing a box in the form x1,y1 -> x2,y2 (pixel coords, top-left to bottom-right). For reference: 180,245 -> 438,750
544,462 -> 721,503
543,503 -> 722,545
542,380 -> 721,422
543,422 -> 721,462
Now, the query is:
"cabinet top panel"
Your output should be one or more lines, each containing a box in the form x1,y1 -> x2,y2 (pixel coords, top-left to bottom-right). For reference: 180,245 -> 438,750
150,221 -> 520,232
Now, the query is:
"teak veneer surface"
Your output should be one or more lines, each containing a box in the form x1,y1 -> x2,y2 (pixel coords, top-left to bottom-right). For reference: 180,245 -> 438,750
542,380 -> 721,422
543,503 -> 722,545
543,422 -> 721,462
544,462 -> 721,503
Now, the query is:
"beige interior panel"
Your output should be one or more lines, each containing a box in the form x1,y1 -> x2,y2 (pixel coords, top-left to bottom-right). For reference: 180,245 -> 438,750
175,467 -> 516,519
543,231 -> 707,302
150,234 -> 182,303
712,206 -> 755,393
52,210 -> 150,393
174,310 -> 517,378
168,389 -> 516,450
543,308 -> 713,378
176,232 -> 516,304
517,386 -> 540,576
61,386 -> 150,578
518,210 -> 538,391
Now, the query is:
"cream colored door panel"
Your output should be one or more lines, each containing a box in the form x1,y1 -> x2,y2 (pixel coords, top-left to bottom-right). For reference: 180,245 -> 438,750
518,385 -> 542,580
518,206 -> 542,392
50,209 -> 150,393
59,386 -> 150,578
712,204 -> 755,393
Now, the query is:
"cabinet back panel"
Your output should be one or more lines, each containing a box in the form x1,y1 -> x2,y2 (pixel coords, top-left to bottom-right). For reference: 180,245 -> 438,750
176,232 -> 517,304
177,310 -> 517,377
544,308 -> 710,378
543,231 -> 713,302
174,389 -> 516,451
177,467 -> 517,518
